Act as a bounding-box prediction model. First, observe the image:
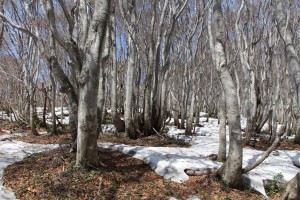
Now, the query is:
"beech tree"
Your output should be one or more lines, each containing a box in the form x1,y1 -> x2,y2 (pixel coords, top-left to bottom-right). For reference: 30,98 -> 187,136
110,4 -> 118,119
74,0 -> 110,166
274,0 -> 300,144
119,0 -> 138,138
208,0 -> 242,187
273,0 -> 300,198
1,0 -> 300,192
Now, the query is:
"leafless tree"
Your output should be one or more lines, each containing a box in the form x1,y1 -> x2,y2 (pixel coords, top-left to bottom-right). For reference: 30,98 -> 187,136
208,0 -> 242,187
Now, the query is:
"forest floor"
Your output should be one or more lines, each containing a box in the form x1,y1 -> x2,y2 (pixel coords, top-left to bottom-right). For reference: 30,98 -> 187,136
1,118 -> 300,200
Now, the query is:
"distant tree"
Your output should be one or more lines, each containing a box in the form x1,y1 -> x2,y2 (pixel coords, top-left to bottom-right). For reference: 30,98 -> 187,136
119,0 -> 138,139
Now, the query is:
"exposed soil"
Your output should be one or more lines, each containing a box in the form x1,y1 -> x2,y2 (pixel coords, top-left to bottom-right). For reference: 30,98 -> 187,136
98,133 -> 190,147
10,133 -> 71,145
245,135 -> 300,151
0,119 -> 45,136
4,145 -> 263,200
0,119 -> 25,135
1,120 -> 296,199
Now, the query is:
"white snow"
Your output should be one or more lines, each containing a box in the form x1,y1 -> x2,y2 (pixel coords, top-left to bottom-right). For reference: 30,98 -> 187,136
170,195 -> 200,200
199,112 -> 208,117
0,112 -> 16,122
99,142 -> 222,183
0,133 -> 24,140
1,110 -> 299,199
1,108 -> 70,125
0,133 -> 60,200
99,116 -> 300,198
44,107 -> 70,125
101,124 -> 117,133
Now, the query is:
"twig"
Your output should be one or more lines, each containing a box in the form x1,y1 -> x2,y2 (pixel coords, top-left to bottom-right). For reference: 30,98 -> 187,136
95,177 -> 103,198
152,128 -> 164,139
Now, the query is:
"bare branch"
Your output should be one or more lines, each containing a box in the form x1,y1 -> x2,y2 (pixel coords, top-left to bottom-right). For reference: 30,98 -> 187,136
0,12 -> 38,41
57,0 -> 75,34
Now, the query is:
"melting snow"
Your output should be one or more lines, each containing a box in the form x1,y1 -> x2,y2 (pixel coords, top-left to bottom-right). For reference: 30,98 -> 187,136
0,134 -> 60,200
99,117 -> 300,198
0,113 -> 299,199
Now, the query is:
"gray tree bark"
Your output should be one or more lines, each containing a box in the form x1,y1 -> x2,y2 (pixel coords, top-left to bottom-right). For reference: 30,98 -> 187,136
49,76 -> 57,134
235,1 -> 258,145
283,171 -> 300,200
0,0 -> 3,47
97,27 -> 110,134
49,34 -> 59,135
185,13 -> 201,135
144,0 -> 168,135
208,0 -> 243,187
152,0 -> 188,133
274,1 -> 300,196
110,5 -> 118,119
24,37 -> 40,136
274,0 -> 300,145
120,0 -> 138,139
218,89 -> 226,162
76,0 -> 110,166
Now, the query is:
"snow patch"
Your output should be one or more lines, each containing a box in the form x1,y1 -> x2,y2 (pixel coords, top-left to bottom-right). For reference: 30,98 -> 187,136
99,142 -> 222,183
101,124 -> 116,133
0,134 -> 60,199
99,117 -> 300,198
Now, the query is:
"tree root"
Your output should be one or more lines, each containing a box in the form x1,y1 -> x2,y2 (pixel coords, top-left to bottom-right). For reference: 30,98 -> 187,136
282,171 -> 300,200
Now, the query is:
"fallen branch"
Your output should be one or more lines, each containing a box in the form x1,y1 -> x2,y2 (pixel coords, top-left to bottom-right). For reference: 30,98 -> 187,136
96,177 -> 103,196
185,167 -> 218,176
152,128 -> 164,139
242,124 -> 286,174
293,161 -> 300,169
0,138 -> 12,141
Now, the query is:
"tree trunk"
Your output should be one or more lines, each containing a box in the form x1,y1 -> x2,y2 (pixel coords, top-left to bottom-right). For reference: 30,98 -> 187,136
98,25 -> 110,133
235,1 -> 256,146
274,0 -> 300,144
110,5 -> 117,119
143,36 -> 154,136
76,0 -> 110,167
180,62 -> 188,129
69,98 -> 78,152
50,74 -> 57,134
97,60 -> 107,134
124,0 -> 137,139
283,171 -> 300,200
29,84 -> 39,136
144,70 -> 153,135
49,33 -> 78,151
218,89 -> 226,162
186,91 -> 195,135
160,70 -> 170,131
143,0 -> 168,136
42,86 -> 48,128
195,103 -> 200,126
0,0 -> 3,47
208,0 -> 242,187
150,0 -> 187,134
